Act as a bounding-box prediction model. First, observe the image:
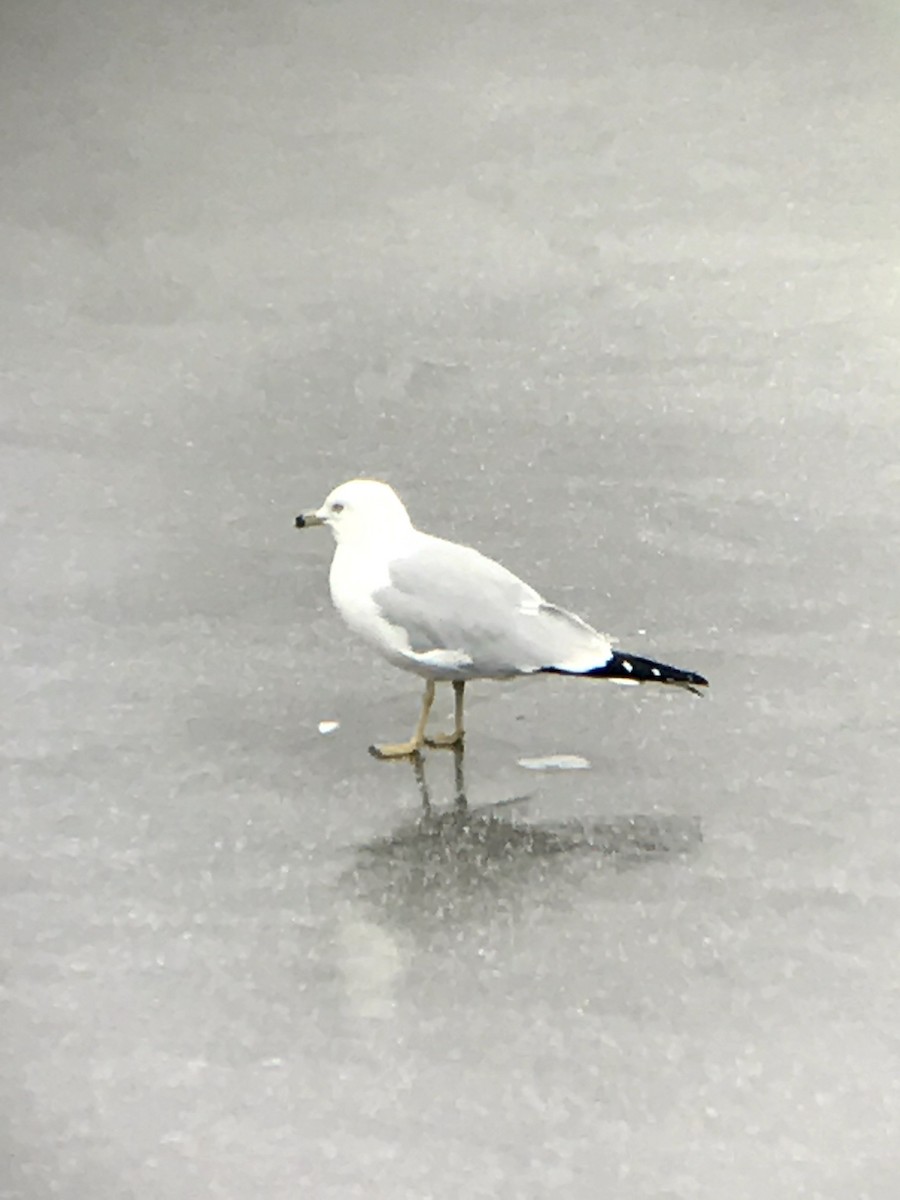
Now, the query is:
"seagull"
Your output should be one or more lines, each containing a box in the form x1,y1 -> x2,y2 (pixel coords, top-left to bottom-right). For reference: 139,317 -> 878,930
295,479 -> 708,758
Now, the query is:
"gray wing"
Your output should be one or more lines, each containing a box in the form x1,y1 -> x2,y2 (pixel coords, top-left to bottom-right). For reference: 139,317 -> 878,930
373,535 -> 612,676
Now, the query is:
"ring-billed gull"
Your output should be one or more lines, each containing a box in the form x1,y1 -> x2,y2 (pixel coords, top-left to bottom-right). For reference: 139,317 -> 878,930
295,479 -> 708,758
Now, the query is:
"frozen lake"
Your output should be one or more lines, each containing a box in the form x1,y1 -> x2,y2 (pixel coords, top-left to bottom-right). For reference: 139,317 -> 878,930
2,1 -> 899,1196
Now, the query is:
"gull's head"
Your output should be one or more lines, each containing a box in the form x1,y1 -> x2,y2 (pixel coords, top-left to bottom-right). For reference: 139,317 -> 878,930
295,479 -> 414,546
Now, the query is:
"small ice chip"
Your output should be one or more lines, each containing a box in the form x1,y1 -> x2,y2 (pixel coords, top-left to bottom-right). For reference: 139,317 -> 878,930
518,754 -> 590,771
318,720 -> 340,735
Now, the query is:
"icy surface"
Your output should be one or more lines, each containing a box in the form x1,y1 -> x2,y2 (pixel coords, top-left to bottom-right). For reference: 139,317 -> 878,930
2,1 -> 900,1197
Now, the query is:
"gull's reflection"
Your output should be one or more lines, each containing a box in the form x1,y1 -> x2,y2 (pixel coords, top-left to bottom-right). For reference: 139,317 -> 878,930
344,745 -> 702,932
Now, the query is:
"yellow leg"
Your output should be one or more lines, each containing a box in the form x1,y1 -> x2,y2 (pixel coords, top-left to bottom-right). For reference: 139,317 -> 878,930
371,680 -> 436,759
425,681 -> 466,748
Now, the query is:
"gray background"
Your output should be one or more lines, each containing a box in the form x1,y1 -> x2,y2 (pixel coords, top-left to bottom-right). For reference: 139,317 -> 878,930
2,0 -> 899,1197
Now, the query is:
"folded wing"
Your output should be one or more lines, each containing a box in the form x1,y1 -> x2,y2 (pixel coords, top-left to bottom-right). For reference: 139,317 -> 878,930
373,536 -> 613,678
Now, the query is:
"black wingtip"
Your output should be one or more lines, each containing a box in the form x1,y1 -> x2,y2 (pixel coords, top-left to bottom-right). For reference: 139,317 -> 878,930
543,651 -> 709,692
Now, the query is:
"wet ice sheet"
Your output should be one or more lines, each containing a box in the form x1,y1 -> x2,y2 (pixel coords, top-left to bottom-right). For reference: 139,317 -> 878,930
4,732 -> 898,1199
2,0 -> 900,1197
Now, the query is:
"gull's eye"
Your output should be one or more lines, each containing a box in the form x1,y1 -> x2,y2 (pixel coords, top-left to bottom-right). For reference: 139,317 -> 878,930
331,502 -> 344,514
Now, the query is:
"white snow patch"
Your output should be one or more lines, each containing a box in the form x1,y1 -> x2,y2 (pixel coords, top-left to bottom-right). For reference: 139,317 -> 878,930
517,754 -> 591,771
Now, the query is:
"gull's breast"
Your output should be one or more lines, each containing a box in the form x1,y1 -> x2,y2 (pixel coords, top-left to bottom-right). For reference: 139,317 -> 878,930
328,544 -> 415,668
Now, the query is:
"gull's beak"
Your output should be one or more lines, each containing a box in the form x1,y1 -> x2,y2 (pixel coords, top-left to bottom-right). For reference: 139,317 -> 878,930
295,508 -> 325,529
